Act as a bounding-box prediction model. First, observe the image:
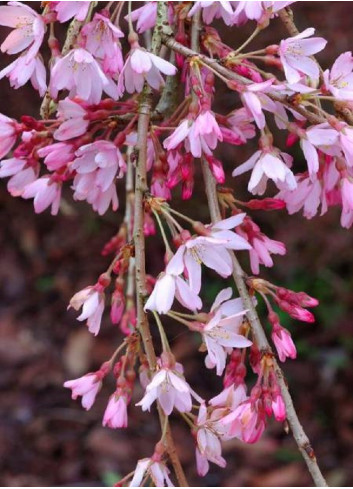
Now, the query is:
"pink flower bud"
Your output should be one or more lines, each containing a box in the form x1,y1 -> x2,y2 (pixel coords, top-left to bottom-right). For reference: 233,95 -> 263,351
103,391 -> 129,429
272,326 -> 297,362
272,393 -> 286,422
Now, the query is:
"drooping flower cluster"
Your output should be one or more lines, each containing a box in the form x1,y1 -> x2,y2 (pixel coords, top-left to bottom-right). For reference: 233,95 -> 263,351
0,0 -> 343,485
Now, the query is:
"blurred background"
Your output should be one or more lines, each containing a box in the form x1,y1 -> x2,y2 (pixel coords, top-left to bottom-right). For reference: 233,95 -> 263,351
0,2 -> 353,486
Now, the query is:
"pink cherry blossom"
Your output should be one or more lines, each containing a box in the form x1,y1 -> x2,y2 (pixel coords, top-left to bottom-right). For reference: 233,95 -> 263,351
127,2 -> 158,33
210,383 -> 248,411
221,108 -> 256,145
240,79 -> 276,129
323,52 -> 353,100
188,1 -> 234,26
81,13 -> 124,76
22,176 -> 62,215
38,142 -> 74,171
233,149 -> 296,195
73,140 -> 126,177
53,98 -> 89,141
194,404 -> 226,477
129,458 -> 174,487
278,159 -> 340,219
52,1 -> 90,23
144,267 -> 202,315
103,391 -> 129,429
50,48 -> 118,104
71,140 -> 125,215
64,372 -> 102,410
279,28 -> 327,84
118,45 -> 177,95
167,215 -> 251,295
221,399 -> 266,443
341,177 -> 353,213
0,53 -> 46,95
300,125 -> 338,177
0,113 -> 18,158
195,288 -> 251,375
340,177 -> 353,228
0,1 -> 45,59
136,359 -> 194,416
233,1 -> 294,25
0,157 -> 38,196
164,111 -> 223,158
236,217 -> 286,274
337,124 -> 353,167
69,284 -> 106,336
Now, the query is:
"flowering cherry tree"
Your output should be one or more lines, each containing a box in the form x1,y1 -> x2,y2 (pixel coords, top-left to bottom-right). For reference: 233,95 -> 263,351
3,0 -> 352,486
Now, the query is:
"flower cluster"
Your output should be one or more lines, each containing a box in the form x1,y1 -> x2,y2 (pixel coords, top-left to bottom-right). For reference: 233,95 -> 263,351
0,0 -> 341,486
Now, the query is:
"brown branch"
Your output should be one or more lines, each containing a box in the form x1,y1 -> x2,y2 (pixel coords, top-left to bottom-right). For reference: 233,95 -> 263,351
161,34 -> 325,125
278,7 -> 300,37
201,159 -> 328,488
188,10 -> 328,489
133,2 -> 188,486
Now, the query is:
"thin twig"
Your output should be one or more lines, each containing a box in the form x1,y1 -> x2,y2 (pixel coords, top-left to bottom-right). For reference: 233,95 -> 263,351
190,10 -> 328,489
161,34 -> 325,125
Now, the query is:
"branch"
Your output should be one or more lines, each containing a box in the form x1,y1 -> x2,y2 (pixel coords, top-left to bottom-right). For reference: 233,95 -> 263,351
133,3 -> 188,485
161,34 -> 325,125
189,10 -> 328,489
278,7 -> 300,37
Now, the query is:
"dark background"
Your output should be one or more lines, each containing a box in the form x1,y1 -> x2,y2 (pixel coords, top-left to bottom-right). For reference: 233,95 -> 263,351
0,2 -> 353,486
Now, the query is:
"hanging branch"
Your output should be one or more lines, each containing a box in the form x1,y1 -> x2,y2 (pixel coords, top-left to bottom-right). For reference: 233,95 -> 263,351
133,2 -> 188,485
189,11 -> 328,488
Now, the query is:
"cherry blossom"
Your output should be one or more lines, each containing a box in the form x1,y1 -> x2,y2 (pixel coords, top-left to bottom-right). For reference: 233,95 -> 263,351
71,141 -> 126,215
129,457 -> 174,487
0,53 -> 46,95
0,1 -> 45,59
81,13 -> 124,76
233,148 -> 296,195
22,176 -> 62,215
0,113 -> 18,158
38,142 -> 74,171
166,215 -> 251,295
136,356 -> 194,416
194,404 -> 226,477
53,98 -> 89,141
118,43 -> 177,95
236,217 -> 286,274
52,1 -> 90,23
103,390 -> 129,429
323,51 -> 353,100
279,28 -> 327,84
0,1 -> 342,483
220,108 -> 256,145
0,157 -> 38,196
69,282 -> 106,336
50,48 -> 118,104
127,2 -> 158,33
195,288 -> 251,375
164,111 -> 223,158
63,363 -> 110,410
233,1 -> 295,25
188,1 -> 234,26
144,249 -> 202,314
239,79 -> 276,130
221,399 -> 266,444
